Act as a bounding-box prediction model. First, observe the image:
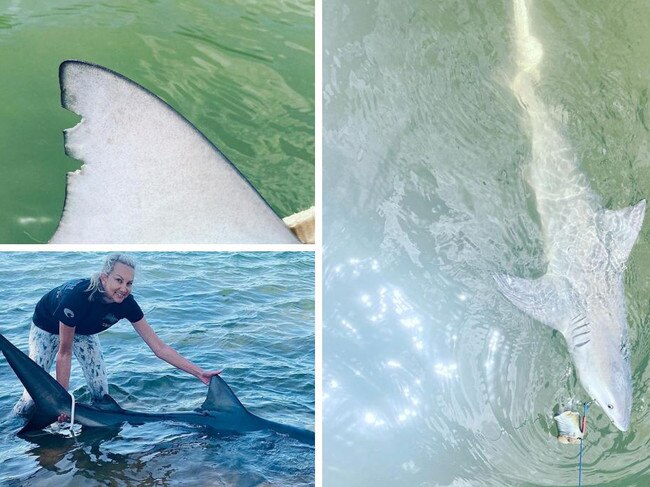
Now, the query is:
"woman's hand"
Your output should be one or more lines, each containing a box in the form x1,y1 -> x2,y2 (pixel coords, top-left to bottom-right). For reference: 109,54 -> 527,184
58,413 -> 69,423
199,369 -> 223,385
132,319 -> 224,386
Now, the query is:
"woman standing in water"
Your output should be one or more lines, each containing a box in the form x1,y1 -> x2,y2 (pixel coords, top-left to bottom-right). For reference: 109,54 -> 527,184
14,253 -> 221,415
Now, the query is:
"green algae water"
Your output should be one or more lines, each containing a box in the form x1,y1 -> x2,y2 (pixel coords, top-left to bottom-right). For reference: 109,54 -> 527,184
324,1 -> 650,485
0,0 -> 314,243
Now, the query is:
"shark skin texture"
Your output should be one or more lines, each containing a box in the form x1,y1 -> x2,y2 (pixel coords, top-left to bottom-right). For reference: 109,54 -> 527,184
0,333 -> 314,446
494,0 -> 645,432
50,60 -> 300,244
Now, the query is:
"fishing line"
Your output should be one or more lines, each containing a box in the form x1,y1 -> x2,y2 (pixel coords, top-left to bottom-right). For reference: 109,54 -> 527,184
578,402 -> 589,487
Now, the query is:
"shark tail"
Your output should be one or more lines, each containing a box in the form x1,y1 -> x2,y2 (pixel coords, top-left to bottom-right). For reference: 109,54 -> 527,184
19,410 -> 60,434
513,0 -> 543,72
0,333 -> 70,431
512,0 -> 543,106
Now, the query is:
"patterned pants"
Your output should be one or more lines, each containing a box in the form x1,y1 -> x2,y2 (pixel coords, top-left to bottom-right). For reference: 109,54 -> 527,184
13,324 -> 109,415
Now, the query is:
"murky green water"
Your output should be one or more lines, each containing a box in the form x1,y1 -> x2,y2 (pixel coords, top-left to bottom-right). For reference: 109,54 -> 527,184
0,0 -> 314,243
324,1 -> 650,485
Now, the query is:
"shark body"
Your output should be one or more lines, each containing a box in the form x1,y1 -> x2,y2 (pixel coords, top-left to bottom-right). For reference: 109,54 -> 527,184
0,333 -> 314,445
494,0 -> 645,431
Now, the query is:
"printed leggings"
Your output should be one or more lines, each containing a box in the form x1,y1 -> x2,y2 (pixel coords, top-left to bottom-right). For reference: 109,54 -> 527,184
13,324 -> 109,415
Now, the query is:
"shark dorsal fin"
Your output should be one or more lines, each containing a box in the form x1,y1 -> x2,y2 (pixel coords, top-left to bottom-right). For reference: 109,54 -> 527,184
91,394 -> 124,412
494,273 -> 575,334
200,376 -> 249,415
50,60 -> 298,244
598,200 -> 646,268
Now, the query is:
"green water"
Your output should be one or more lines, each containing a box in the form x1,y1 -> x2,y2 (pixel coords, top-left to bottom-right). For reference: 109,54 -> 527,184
324,1 -> 650,486
0,0 -> 314,243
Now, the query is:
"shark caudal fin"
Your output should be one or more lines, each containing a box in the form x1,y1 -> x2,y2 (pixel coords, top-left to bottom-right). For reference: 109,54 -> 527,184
511,0 -> 543,110
200,375 -> 250,415
493,274 -> 574,334
512,0 -> 543,73
19,408 -> 60,434
50,60 -> 299,245
0,333 -> 69,431
597,199 -> 646,268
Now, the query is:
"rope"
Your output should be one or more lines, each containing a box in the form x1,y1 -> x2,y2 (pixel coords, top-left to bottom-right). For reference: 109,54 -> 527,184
578,402 -> 589,487
69,393 -> 76,435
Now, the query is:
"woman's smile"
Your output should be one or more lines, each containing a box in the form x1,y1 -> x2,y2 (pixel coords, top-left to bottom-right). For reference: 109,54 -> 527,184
101,262 -> 134,303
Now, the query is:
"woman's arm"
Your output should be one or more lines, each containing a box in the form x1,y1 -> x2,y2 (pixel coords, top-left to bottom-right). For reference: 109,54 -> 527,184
132,317 -> 221,384
56,322 -> 75,390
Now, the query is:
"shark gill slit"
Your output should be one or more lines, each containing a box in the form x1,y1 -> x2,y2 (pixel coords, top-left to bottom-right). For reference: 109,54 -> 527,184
572,330 -> 590,341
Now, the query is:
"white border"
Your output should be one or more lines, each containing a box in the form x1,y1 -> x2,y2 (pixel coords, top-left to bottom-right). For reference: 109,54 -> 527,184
315,0 -> 323,484
0,244 -> 316,252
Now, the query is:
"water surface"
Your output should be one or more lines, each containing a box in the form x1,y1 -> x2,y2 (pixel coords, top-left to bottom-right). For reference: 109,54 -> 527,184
324,1 -> 650,485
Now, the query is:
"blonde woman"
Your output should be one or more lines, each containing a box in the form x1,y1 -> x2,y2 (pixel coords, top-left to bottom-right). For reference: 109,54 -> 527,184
14,253 -> 221,416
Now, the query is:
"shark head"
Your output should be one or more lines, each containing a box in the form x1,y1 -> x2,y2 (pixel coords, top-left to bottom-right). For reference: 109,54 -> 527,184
573,301 -> 632,432
583,353 -> 632,432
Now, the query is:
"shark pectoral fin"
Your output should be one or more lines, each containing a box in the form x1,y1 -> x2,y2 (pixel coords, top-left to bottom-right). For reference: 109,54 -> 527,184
18,407 -> 58,434
599,199 -> 646,267
200,375 -> 249,415
493,273 -> 568,332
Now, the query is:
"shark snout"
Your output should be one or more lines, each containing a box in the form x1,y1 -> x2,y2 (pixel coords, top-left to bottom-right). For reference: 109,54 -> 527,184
614,414 -> 630,432
592,381 -> 631,432
603,402 -> 630,432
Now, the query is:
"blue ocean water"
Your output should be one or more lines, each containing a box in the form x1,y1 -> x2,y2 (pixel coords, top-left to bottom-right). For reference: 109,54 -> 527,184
0,252 -> 314,486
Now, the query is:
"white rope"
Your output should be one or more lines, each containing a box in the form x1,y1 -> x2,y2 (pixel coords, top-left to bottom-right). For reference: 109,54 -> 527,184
69,393 -> 76,436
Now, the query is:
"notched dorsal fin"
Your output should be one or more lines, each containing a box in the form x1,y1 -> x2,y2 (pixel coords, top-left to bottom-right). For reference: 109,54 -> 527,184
598,199 -> 646,268
200,376 -> 249,414
494,273 -> 573,334
51,60 -> 298,244
91,394 -> 124,412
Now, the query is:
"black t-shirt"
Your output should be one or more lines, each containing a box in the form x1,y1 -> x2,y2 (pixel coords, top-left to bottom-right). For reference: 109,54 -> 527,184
33,278 -> 144,335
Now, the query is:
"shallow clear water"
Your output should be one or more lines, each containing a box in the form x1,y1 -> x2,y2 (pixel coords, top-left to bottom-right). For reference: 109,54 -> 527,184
0,252 -> 314,486
324,1 -> 650,485
0,0 -> 314,243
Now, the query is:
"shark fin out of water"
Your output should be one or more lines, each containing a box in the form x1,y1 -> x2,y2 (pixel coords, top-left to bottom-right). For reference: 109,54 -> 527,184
495,0 -> 645,432
50,60 -> 300,244
0,333 -> 314,445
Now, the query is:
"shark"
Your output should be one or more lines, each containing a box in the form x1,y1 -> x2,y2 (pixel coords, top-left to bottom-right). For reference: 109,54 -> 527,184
50,60 -> 302,244
0,333 -> 314,445
494,0 -> 645,432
